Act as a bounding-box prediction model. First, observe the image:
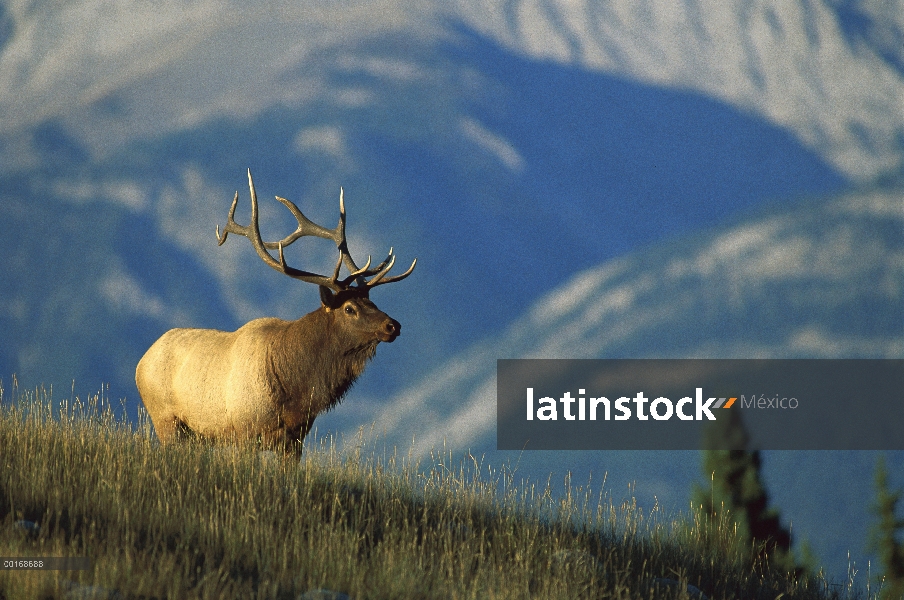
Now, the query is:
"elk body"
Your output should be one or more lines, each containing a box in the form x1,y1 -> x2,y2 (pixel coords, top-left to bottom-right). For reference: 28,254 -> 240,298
136,170 -> 416,455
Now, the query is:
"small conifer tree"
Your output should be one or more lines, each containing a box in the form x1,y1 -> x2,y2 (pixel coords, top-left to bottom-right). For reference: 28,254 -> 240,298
693,408 -> 796,573
871,455 -> 904,600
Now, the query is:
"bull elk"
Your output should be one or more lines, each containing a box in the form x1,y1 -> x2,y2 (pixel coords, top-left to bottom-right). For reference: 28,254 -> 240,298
136,170 -> 416,455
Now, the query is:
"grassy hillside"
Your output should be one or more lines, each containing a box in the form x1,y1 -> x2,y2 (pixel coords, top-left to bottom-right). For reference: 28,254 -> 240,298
0,382 -> 871,599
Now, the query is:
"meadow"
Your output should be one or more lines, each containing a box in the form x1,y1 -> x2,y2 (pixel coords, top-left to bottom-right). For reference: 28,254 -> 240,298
0,381 -> 872,599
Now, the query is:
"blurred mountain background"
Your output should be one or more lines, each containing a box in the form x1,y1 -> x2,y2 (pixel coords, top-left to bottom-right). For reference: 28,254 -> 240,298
0,0 -> 901,582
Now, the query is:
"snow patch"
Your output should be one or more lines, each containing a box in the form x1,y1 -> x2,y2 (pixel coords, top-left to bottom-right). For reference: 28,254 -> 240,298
49,178 -> 148,211
460,117 -> 525,172
100,271 -> 164,319
295,125 -> 350,161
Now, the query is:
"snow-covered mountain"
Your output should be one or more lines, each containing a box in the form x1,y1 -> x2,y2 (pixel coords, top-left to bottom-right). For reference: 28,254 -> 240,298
452,0 -> 904,181
0,0 -> 902,582
2,1 -> 900,180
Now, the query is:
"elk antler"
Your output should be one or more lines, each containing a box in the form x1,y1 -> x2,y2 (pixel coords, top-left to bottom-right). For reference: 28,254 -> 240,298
216,170 -> 416,292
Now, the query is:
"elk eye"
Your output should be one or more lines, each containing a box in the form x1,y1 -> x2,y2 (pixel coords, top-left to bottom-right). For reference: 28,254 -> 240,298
344,305 -> 356,315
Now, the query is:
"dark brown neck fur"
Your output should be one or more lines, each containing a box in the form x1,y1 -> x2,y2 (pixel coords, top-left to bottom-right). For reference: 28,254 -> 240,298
269,307 -> 378,418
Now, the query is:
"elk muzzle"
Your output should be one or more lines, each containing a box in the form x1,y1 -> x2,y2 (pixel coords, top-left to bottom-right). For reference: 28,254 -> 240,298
378,317 -> 401,343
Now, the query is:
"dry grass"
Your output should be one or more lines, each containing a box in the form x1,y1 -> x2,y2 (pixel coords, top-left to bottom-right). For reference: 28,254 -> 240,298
0,381 -> 867,599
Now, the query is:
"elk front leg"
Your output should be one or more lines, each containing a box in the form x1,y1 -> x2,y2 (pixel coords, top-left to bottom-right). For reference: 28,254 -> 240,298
260,420 -> 312,458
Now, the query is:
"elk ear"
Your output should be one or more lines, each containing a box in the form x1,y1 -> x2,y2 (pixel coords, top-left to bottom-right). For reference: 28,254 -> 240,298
319,286 -> 339,310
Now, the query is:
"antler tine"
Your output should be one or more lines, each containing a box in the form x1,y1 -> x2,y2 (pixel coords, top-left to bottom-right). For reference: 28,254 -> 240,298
352,247 -> 394,279
335,250 -> 391,285
366,256 -> 418,288
368,254 -> 396,286
215,191 -> 242,245
349,255 -> 373,278
329,255 -> 375,289
385,257 -> 418,284
216,169 -> 345,291
214,170 -> 264,248
335,187 -> 364,275
263,194 -> 343,250
319,186 -> 388,282
330,251 -> 343,283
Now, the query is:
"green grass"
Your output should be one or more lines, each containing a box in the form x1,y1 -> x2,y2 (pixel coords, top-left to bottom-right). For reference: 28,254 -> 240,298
0,381 -> 870,599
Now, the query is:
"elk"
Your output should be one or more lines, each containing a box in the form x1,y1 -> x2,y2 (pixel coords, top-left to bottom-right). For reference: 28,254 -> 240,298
136,170 -> 416,456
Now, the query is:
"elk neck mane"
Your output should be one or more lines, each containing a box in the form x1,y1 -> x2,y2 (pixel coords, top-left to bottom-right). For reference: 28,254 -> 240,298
267,306 -> 380,415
